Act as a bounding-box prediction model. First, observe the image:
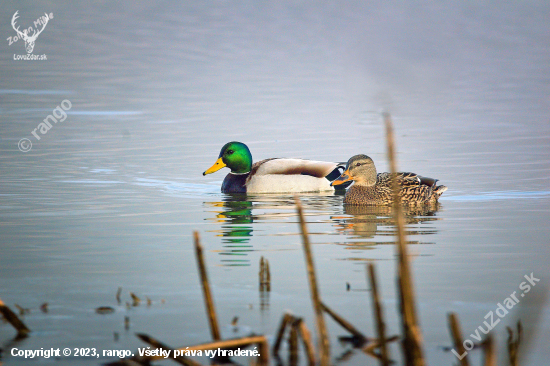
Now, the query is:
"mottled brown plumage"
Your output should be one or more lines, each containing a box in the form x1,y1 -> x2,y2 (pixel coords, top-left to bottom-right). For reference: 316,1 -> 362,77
331,154 -> 447,206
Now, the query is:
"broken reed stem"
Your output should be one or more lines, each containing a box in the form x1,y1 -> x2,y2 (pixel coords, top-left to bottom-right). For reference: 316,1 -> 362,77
447,313 -> 470,366
482,335 -> 496,366
368,263 -> 390,366
183,335 -> 269,352
266,260 -> 271,291
137,333 -> 202,366
273,313 -> 293,355
289,320 -> 299,366
0,298 -> 30,338
259,256 -> 271,292
272,313 -> 316,366
257,336 -> 270,366
193,231 -> 221,341
296,318 -> 316,366
295,197 -> 331,366
259,256 -> 265,290
363,335 -> 399,353
507,321 -> 522,366
385,113 -> 425,366
320,301 -> 366,342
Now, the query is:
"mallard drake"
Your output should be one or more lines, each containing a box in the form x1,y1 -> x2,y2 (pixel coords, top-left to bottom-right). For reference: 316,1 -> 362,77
331,154 -> 447,205
203,141 -> 349,193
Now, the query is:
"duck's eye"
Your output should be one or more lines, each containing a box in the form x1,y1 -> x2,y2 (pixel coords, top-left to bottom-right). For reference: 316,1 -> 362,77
227,150 -> 234,155
355,163 -> 362,167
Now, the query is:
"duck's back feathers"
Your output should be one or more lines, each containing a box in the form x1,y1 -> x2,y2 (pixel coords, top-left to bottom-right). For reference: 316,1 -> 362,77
344,172 -> 447,205
250,158 -> 343,179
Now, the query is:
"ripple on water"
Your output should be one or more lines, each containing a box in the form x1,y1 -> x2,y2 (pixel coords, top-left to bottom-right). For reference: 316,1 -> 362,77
444,190 -> 550,202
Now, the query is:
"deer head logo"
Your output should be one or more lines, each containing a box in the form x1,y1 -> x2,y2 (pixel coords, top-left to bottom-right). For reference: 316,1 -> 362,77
11,11 -> 49,54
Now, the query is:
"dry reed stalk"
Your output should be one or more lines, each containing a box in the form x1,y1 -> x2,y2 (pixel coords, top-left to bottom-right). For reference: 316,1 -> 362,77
385,113 -> 425,366
259,256 -> 265,290
368,263 -> 390,365
273,313 -> 293,355
507,321 -> 522,366
296,318 -> 316,366
320,301 -> 366,342
266,259 -> 271,292
447,312 -> 470,366
116,287 -> 122,304
289,320 -> 299,366
257,337 -> 270,366
482,334 -> 496,366
362,335 -> 399,353
295,197 -> 331,366
259,256 -> 271,292
194,231 -> 221,341
0,298 -> 30,338
184,336 -> 269,365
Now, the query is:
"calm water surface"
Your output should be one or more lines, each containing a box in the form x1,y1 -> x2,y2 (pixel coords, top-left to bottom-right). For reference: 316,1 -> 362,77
1,2 -> 549,365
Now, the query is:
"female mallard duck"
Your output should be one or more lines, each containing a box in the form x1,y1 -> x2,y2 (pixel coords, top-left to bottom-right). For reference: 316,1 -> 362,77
203,141 -> 349,193
331,154 -> 447,205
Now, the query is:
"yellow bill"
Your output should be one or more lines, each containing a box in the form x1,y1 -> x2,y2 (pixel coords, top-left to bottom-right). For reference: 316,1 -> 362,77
203,157 -> 226,175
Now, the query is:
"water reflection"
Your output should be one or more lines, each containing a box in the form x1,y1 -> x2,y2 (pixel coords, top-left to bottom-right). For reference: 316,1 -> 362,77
204,195 -> 254,266
205,193 -> 444,265
331,204 -> 443,250
204,193 -> 341,265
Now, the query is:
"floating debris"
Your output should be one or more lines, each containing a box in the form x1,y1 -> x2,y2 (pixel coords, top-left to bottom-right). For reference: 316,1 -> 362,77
40,302 -> 49,313
116,287 -> 122,304
130,292 -> 141,307
95,306 -> 115,314
14,304 -> 30,316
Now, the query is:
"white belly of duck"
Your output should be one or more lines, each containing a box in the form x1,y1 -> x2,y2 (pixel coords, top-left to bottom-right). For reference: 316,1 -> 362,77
246,174 -> 334,193
245,158 -> 339,193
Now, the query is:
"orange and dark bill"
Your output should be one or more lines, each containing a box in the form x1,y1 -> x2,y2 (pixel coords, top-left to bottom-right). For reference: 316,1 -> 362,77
203,157 -> 226,175
330,169 -> 353,186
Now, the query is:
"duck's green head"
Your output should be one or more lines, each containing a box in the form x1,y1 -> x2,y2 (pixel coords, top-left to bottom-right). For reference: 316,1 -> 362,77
331,154 -> 377,187
203,141 -> 253,175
